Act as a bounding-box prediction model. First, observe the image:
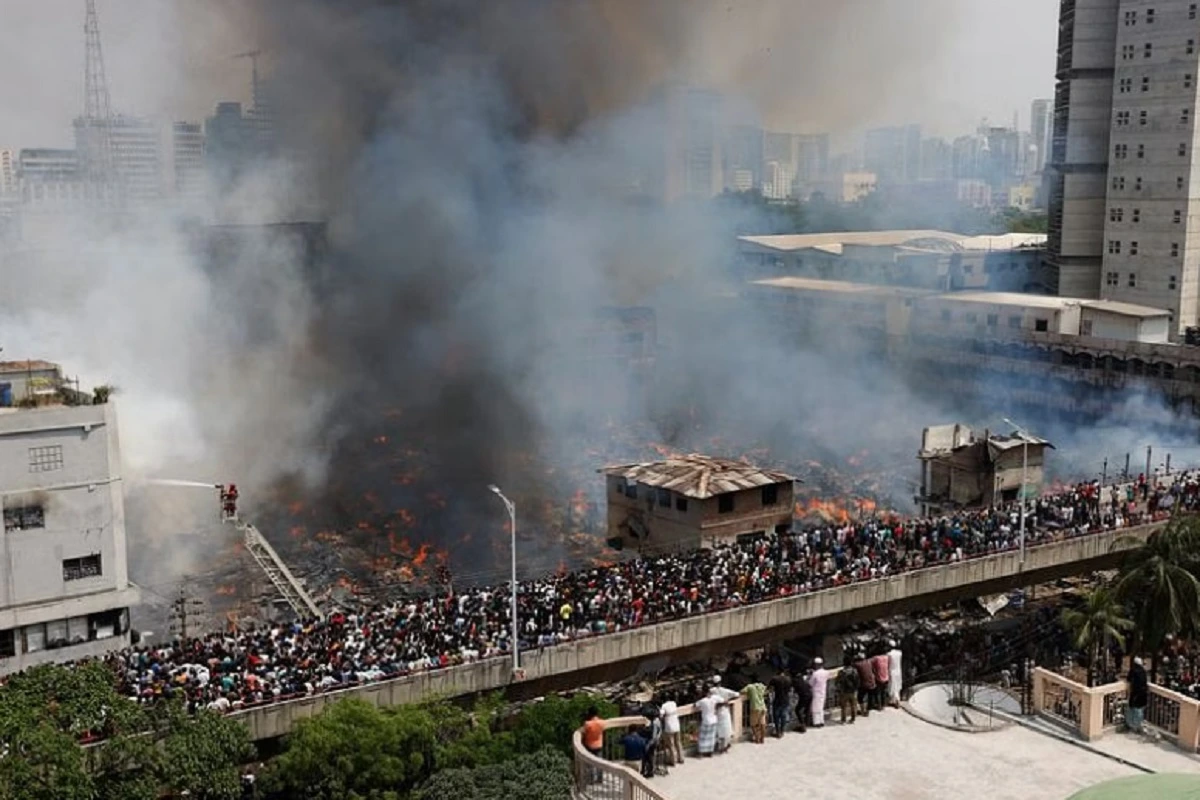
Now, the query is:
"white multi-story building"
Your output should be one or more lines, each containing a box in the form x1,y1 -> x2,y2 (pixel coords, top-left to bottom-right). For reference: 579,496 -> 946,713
0,364 -> 138,673
0,149 -> 14,198
1048,0 -> 1200,334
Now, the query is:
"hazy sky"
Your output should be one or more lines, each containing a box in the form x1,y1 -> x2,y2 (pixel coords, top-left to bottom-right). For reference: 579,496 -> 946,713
0,0 -> 1058,152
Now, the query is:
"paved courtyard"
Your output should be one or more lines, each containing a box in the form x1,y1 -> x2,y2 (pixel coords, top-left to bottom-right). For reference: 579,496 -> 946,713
653,708 -> 1200,800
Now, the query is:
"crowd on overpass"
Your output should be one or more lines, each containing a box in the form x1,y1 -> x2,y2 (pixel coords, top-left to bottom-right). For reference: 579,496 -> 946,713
100,471 -> 1196,714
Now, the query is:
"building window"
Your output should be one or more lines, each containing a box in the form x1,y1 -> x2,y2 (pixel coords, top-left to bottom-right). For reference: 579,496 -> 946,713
1034,318 -> 1049,332
23,624 -> 46,654
761,485 -> 779,506
1120,78 -> 1133,94
1113,176 -> 1126,190
675,496 -> 688,512
1108,240 -> 1122,254
1182,143 -> 1190,157
656,488 -> 670,508
1139,110 -> 1148,126
964,312 -> 978,325
1122,44 -> 1136,60
1008,315 -> 1022,329
1132,208 -> 1141,223
1191,39 -> 1197,55
1170,275 -> 1179,290
1125,9 -> 1137,24
986,313 -> 998,327
1137,143 -> 1146,159
1081,319 -> 1094,336
1188,74 -> 1195,89
3,504 -> 45,531
1192,3 -> 1198,19
63,554 -> 102,581
1173,242 -> 1182,257
1128,272 -> 1138,288
1136,176 -> 1144,191
623,482 -> 636,499
1184,109 -> 1192,125
1147,8 -> 1156,23
28,445 -> 63,473
1145,42 -> 1154,57
1115,144 -> 1129,159
1110,207 -> 1124,222
1179,176 -> 1187,190
0,630 -> 13,659
1142,76 -> 1151,92
1117,110 -> 1131,126
1176,209 -> 1184,223
1106,271 -> 1120,287
1131,241 -> 1139,255
717,494 -> 734,514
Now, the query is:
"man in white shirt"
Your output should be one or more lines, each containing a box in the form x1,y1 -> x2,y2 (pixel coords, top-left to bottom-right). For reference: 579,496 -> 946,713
660,697 -> 683,765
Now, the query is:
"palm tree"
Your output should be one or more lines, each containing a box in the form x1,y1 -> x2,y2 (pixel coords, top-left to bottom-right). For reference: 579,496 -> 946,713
1061,586 -> 1135,686
1115,516 -> 1200,679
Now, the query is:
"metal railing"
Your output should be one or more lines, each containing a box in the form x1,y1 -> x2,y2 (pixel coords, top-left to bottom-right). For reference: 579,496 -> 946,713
1041,676 -> 1082,726
1102,687 -> 1127,729
1147,688 -> 1182,736
573,716 -> 671,800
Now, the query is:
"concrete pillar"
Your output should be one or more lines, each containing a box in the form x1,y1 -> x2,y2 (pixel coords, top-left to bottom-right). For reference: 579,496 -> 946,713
1031,668 -> 1048,714
1177,698 -> 1200,752
1079,685 -> 1105,741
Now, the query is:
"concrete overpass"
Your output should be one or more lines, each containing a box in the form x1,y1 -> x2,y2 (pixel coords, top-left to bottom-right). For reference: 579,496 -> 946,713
233,521 -> 1164,741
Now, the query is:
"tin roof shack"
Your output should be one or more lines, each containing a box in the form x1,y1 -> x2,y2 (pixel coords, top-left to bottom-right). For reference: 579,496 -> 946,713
600,454 -> 797,554
0,361 -> 85,408
917,424 -> 1053,516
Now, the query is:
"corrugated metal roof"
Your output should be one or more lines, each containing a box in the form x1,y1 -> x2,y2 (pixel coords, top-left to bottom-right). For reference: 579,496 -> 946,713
599,454 -> 797,499
0,360 -> 60,374
738,230 -> 1047,254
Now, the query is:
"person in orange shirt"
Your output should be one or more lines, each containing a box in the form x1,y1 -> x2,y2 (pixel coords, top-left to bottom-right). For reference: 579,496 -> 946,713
582,706 -> 605,757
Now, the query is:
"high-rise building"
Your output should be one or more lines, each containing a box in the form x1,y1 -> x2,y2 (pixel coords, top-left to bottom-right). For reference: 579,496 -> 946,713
722,124 -> 763,192
919,137 -> 954,182
1047,0 -> 1200,332
0,149 -> 15,198
760,132 -> 829,197
863,124 -> 922,184
74,115 -> 163,203
170,122 -> 206,201
1031,98 -> 1054,173
1045,0 -> 1117,300
763,160 -> 793,200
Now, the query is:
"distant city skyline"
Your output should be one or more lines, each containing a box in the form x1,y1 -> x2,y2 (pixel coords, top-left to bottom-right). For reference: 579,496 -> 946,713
0,1 -> 1056,152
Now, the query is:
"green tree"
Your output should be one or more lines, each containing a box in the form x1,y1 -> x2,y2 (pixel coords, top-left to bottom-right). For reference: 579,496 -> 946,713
162,703 -> 255,799
1061,586 -> 1135,686
510,693 -> 617,757
413,747 -> 572,800
1117,516 -> 1200,676
261,699 -> 439,800
0,663 -> 251,800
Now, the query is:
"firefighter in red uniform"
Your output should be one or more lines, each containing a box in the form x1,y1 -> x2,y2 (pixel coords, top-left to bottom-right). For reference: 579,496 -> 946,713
222,484 -> 239,518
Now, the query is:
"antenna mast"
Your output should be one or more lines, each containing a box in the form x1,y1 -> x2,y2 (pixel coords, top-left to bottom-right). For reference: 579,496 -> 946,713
81,0 -> 116,188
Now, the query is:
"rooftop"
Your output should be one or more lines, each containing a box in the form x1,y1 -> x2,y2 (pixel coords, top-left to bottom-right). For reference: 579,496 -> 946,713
751,276 -> 933,299
936,292 -> 1170,319
655,705 -> 1196,800
599,454 -> 796,499
738,230 -> 1047,254
0,360 -> 61,374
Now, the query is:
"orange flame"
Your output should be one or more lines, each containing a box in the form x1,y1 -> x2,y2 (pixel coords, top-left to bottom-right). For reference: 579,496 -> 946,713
413,543 -> 431,567
796,498 -> 852,525
373,435 -> 388,444
216,585 -> 237,596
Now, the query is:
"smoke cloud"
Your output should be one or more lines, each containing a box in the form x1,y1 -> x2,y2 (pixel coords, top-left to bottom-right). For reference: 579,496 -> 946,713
0,0 -> 1184,604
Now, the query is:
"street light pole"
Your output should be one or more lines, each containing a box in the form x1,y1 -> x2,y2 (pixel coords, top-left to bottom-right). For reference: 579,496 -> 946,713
1003,417 -> 1031,565
489,484 -> 520,676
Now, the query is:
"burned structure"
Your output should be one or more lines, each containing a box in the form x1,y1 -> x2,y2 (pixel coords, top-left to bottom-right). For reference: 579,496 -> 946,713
600,454 -> 796,554
916,423 -> 1054,516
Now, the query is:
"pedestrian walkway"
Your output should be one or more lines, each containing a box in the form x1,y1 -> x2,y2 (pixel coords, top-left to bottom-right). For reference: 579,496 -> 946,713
654,707 -> 1191,800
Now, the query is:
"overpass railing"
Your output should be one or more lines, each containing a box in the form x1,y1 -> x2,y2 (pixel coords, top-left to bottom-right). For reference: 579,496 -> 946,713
1032,667 -> 1200,751
572,716 -> 671,800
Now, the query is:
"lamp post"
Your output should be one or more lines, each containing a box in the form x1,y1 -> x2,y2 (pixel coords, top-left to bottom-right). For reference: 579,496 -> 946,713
488,484 -> 520,676
1002,417 -> 1032,565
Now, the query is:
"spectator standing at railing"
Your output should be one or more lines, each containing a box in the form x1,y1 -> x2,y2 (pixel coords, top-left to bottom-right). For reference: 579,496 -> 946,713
793,667 -> 812,732
695,686 -> 719,757
767,670 -> 791,738
1127,657 -> 1148,733
744,679 -> 768,743
871,647 -> 891,711
712,678 -> 740,753
837,660 -> 859,724
660,696 -> 683,765
887,641 -> 904,707
854,651 -> 877,716
808,658 -> 831,727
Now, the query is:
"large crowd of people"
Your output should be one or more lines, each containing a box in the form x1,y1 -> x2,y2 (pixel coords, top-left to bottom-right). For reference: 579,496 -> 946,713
98,470 -> 1197,715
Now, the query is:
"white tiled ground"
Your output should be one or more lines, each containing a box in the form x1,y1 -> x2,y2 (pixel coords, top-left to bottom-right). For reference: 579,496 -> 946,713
654,709 -> 1199,800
